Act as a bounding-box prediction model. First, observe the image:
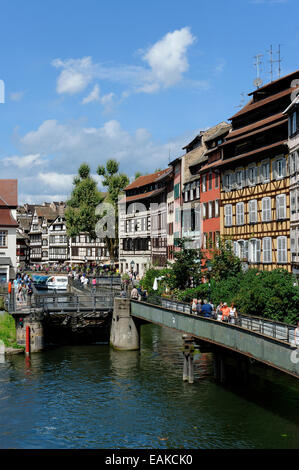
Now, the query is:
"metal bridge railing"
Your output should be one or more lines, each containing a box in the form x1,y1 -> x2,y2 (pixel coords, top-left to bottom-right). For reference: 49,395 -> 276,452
138,295 -> 298,347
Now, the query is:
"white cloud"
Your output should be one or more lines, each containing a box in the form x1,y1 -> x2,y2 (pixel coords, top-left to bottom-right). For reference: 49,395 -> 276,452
37,172 -> 76,191
52,27 -> 201,100
1,117 -> 203,205
2,153 -> 43,168
52,57 -> 94,95
142,27 -> 196,89
82,84 -> 101,104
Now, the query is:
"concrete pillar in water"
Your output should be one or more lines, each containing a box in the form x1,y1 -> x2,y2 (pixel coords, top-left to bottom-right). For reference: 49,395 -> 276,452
15,309 -> 45,353
110,298 -> 140,350
182,335 -> 195,384
183,353 -> 189,382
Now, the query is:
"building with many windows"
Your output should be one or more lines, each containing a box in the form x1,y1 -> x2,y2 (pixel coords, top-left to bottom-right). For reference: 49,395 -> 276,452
119,168 -> 171,276
218,71 -> 299,271
284,93 -> 299,276
0,180 -> 18,282
199,122 -> 231,260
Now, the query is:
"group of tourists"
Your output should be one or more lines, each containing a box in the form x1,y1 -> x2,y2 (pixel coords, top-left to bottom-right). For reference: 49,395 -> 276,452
12,273 -> 33,305
191,299 -> 239,324
129,286 -> 148,301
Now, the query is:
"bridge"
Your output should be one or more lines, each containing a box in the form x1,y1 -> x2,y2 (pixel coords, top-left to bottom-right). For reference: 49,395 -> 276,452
110,296 -> 299,381
4,285 -> 299,381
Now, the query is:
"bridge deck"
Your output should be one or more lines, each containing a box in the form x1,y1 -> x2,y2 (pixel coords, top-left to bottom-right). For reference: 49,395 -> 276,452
130,297 -> 299,379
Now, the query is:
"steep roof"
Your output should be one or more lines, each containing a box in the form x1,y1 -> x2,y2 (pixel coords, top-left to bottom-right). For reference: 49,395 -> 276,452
0,208 -> 18,227
125,168 -> 170,191
0,180 -> 18,207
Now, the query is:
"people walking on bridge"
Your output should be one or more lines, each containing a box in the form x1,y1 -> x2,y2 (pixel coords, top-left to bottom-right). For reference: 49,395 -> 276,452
221,303 -> 230,322
191,299 -> 197,314
294,322 -> 299,347
201,299 -> 213,318
196,299 -> 202,315
216,302 -> 223,321
92,277 -> 97,292
229,303 -> 238,324
130,287 -> 139,300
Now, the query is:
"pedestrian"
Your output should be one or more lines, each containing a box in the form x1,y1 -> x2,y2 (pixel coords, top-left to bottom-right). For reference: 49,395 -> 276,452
201,299 -> 213,318
27,282 -> 33,306
131,287 -> 139,300
229,302 -> 237,324
221,303 -> 230,322
191,298 -> 197,314
216,302 -> 223,321
21,283 -> 27,303
92,276 -> 97,292
294,322 -> 299,347
196,299 -> 202,316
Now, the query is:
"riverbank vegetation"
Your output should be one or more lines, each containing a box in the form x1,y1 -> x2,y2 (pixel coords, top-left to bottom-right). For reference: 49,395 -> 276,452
0,312 -> 19,348
140,238 -> 299,325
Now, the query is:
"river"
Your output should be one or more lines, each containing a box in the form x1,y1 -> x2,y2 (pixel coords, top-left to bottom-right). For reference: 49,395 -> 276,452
0,323 -> 298,449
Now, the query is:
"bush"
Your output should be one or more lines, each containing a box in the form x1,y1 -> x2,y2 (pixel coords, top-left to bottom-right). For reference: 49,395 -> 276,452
140,267 -> 172,295
175,268 -> 299,325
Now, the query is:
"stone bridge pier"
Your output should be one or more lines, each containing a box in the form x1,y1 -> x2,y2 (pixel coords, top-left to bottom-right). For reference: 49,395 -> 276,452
110,298 -> 141,350
14,309 -> 45,353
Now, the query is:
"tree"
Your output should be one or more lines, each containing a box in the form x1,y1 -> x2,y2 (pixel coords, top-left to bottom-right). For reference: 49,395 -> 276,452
97,159 -> 129,260
168,239 -> 203,290
65,163 -> 104,238
209,237 -> 242,282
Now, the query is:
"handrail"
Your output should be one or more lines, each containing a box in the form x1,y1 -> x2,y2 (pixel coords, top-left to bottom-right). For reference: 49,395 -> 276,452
133,295 -> 298,346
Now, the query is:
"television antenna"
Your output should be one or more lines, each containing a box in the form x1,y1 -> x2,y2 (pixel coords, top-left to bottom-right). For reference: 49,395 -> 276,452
253,54 -> 263,88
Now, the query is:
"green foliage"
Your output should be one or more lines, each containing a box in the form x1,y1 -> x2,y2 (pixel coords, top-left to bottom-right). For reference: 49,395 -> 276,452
0,312 -> 19,348
97,159 -> 129,260
168,239 -> 203,290
176,268 -> 299,325
65,163 -> 104,238
140,267 -> 172,295
210,237 -> 242,282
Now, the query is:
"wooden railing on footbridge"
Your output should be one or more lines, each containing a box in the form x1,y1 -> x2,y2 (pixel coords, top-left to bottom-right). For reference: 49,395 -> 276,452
130,296 -> 299,378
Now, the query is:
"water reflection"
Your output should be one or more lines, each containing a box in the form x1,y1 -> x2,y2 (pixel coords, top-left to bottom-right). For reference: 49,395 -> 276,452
0,324 -> 298,449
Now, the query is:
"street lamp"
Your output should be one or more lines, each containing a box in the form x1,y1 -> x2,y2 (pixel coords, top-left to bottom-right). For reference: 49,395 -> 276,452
130,260 -> 135,272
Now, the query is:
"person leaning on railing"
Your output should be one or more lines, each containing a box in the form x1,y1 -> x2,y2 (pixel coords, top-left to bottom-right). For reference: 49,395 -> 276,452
221,303 -> 230,322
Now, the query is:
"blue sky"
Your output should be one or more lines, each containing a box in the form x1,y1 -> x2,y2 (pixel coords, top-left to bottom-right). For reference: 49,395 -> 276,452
0,0 -> 298,204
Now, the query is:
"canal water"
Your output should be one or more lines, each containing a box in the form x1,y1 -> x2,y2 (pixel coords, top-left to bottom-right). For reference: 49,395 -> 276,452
0,323 -> 298,449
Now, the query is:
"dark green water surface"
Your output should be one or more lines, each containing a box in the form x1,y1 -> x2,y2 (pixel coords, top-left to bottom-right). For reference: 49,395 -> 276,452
0,324 -> 298,449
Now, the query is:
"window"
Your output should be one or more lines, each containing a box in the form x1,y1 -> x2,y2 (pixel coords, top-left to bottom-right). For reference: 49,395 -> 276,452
235,240 -> 248,260
208,172 -> 213,190
215,172 -> 219,189
224,173 -> 232,191
276,194 -> 286,220
290,190 -> 296,214
274,157 -> 286,180
174,183 -> 180,199
201,203 -> 207,220
208,201 -> 213,219
290,153 -> 297,175
0,231 -> 7,247
202,233 -> 207,249
262,197 -> 271,222
236,202 -> 244,225
249,239 -> 261,263
184,190 -> 188,202
263,237 -> 272,263
249,199 -> 257,224
236,169 -> 243,188
248,166 -> 257,186
190,189 -> 194,201
277,236 -> 287,263
224,204 -> 232,226
260,161 -> 270,183
289,111 -> 297,136
196,181 -> 200,199
202,175 -> 206,192
215,199 -> 219,218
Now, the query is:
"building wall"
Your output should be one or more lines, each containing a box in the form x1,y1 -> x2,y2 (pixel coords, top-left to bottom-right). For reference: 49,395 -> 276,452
220,154 -> 291,272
